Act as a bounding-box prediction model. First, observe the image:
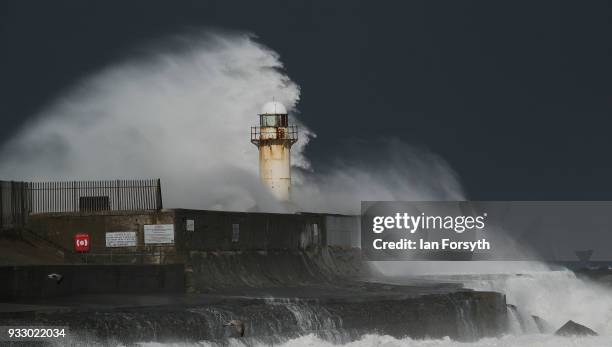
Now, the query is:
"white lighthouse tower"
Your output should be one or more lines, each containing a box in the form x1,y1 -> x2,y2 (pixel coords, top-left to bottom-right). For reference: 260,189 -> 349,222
251,101 -> 298,201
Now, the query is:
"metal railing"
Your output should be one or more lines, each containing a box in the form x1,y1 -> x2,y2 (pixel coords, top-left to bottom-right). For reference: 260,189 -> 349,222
28,179 -> 163,214
251,125 -> 298,146
1,179 -> 163,227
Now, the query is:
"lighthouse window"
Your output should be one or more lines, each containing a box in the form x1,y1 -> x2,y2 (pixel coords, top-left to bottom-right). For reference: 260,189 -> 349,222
260,115 -> 288,127
261,115 -> 278,127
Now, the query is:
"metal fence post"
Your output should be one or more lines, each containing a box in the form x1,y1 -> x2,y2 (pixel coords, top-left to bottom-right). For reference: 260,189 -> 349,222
156,178 -> 163,210
0,182 -> 4,230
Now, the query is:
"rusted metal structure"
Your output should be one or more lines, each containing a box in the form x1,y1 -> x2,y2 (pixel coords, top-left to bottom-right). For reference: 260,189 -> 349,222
251,101 -> 298,201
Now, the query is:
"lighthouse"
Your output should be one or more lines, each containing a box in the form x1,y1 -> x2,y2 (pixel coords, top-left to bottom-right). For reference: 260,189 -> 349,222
251,101 -> 298,201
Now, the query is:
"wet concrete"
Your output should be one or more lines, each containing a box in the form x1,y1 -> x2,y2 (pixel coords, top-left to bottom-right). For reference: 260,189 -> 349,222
0,248 -> 509,344
0,264 -> 184,301
0,286 -> 507,344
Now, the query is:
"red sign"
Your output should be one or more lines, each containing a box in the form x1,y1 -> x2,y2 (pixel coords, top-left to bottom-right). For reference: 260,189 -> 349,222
74,233 -> 90,252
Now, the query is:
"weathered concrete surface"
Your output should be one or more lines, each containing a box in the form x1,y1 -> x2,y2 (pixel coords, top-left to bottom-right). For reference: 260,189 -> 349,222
0,247 -> 510,345
174,209 -> 326,251
186,248 -> 367,292
258,141 -> 292,201
27,210 -> 178,264
24,209 -> 355,262
325,215 -> 360,248
0,289 -> 507,344
0,248 -> 508,344
0,232 -> 66,266
0,264 -> 184,301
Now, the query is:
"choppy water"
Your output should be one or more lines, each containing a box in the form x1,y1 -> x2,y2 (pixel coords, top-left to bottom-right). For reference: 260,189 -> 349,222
56,332 -> 612,347
465,270 -> 612,335
136,334 -> 612,347
215,270 -> 612,346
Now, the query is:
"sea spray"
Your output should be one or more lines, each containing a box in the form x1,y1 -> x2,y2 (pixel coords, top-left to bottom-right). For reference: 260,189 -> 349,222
0,31 -> 463,214
466,270 -> 612,335
128,334 -> 612,347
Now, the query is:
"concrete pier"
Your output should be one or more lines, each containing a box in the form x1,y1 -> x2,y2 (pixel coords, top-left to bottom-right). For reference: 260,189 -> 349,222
0,208 -> 510,344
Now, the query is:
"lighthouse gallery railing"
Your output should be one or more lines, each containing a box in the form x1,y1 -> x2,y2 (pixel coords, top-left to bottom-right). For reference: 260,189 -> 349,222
250,125 -> 298,146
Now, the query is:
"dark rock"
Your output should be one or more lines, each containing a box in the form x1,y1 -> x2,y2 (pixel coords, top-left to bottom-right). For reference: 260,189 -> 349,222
554,320 -> 597,336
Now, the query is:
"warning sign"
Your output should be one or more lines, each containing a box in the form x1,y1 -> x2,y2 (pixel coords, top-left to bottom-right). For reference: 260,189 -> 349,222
105,231 -> 137,248
144,224 -> 175,244
74,233 -> 90,252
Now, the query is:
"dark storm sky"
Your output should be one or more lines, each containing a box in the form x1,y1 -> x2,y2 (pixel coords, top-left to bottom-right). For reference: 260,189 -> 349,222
1,0 -> 611,200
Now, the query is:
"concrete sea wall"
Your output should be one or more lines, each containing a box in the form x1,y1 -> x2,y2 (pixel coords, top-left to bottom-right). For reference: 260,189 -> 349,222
186,248 -> 366,291
0,264 -> 184,301
0,291 -> 508,343
3,209 -> 513,343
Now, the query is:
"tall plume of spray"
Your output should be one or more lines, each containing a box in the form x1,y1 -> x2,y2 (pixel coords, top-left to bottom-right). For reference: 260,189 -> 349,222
0,31 -> 464,213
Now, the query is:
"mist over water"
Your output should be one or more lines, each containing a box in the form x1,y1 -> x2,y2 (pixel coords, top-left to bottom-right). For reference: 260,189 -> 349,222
0,31 -> 463,214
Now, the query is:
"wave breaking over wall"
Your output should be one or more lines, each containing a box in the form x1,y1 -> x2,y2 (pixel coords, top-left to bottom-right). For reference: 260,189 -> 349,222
0,31 -> 463,214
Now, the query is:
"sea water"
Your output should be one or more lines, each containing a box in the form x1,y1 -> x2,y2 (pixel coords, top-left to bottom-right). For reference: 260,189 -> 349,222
133,269 -> 612,347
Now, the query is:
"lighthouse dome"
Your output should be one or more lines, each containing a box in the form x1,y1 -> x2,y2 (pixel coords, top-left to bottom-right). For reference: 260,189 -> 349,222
260,101 -> 287,115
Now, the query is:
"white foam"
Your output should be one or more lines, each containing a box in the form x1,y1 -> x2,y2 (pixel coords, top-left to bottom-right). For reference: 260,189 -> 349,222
466,270 -> 612,335
134,334 -> 612,347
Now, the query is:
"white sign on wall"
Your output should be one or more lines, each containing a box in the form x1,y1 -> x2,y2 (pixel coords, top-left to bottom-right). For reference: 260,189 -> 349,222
144,224 -> 175,244
186,219 -> 195,232
105,231 -> 137,248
